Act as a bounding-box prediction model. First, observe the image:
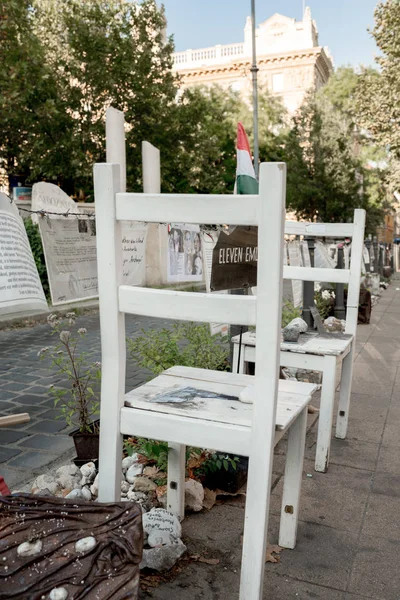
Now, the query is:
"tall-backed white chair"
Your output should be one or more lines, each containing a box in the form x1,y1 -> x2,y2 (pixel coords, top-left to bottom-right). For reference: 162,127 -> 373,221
94,162 -> 317,599
232,211 -> 366,472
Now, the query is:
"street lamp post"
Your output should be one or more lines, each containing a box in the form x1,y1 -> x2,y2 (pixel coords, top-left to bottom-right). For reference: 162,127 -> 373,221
251,0 -> 259,178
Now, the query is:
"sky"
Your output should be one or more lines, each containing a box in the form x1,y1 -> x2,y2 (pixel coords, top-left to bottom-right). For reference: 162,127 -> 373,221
161,0 -> 380,69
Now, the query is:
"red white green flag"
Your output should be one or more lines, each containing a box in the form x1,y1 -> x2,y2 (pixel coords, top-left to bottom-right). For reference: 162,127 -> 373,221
236,122 -> 258,195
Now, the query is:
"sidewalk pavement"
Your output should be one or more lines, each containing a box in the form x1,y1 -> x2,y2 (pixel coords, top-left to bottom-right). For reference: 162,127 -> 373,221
139,285 -> 400,599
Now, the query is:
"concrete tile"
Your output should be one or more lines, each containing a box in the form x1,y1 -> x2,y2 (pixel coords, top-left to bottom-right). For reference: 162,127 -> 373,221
0,445 -> 21,463
357,344 -> 400,363
345,417 -> 385,444
382,421 -> 400,448
13,394 -> 51,406
25,420 -> 68,434
7,451 -> 59,470
362,493 -> 400,542
348,535 -> 400,600
377,444 -> 400,476
18,434 -> 73,452
271,461 -> 371,533
262,573 -> 346,600
268,518 -> 358,591
371,472 -> 400,498
0,466 -> 28,490
0,429 -> 27,444
328,438 -> 380,472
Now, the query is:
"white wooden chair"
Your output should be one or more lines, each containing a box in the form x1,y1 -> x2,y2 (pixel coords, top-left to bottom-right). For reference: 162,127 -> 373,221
94,162 -> 317,599
232,211 -> 366,473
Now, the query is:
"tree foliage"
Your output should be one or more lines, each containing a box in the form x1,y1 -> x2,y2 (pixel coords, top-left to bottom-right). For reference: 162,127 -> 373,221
355,0 -> 400,192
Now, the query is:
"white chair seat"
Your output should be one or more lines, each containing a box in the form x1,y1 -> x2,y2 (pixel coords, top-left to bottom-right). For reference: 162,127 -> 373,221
233,330 -> 353,357
123,366 -> 316,455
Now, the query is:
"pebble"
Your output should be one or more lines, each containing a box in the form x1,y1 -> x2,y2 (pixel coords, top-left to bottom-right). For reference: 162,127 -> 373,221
132,477 -> 157,492
17,540 -> 43,557
75,536 -> 96,554
49,588 -> 68,600
122,454 -> 139,473
126,463 -> 144,484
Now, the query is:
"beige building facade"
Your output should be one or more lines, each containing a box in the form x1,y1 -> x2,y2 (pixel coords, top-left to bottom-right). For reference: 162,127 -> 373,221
172,7 -> 334,114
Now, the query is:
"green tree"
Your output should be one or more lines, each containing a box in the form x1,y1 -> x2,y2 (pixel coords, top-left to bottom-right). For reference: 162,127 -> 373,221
355,0 -> 400,192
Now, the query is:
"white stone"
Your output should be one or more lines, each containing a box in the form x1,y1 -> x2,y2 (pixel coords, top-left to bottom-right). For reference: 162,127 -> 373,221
185,479 -> 204,512
140,541 -> 186,571
32,474 -> 60,496
132,477 -> 156,492
75,536 -> 96,554
65,488 -> 90,501
126,463 -> 144,484
80,462 -> 96,481
127,490 -> 147,502
142,508 -> 181,539
80,486 -> 92,501
49,588 -> 68,600
122,454 -> 139,473
55,465 -> 82,492
90,474 -> 99,497
286,317 -> 308,332
147,530 -> 178,548
17,540 -> 43,557
121,481 -> 130,494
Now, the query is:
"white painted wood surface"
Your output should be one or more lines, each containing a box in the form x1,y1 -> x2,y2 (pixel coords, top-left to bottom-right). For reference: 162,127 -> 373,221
94,163 -> 126,502
279,406 -> 308,548
283,265 -> 350,284
106,108 -> 126,193
95,161 -> 316,600
232,330 -> 353,357
116,192 -> 259,225
119,286 -> 257,325
167,443 -> 185,519
285,221 -> 354,237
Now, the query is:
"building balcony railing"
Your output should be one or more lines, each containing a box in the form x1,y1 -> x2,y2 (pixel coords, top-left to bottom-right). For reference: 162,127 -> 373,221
173,42 -> 245,69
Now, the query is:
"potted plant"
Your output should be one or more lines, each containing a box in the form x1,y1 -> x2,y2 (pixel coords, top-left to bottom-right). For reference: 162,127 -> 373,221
39,312 -> 101,464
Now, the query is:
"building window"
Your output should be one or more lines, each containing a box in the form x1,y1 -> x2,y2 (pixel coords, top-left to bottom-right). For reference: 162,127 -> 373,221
272,73 -> 284,93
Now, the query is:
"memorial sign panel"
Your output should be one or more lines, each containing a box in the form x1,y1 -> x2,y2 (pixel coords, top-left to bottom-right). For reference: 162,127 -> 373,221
211,226 -> 257,291
167,223 -> 203,283
0,192 -> 47,316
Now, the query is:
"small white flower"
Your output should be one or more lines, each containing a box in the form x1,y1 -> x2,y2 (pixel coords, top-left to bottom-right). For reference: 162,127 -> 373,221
321,290 -> 331,301
78,328 -> 87,335
37,347 -> 49,357
66,312 -> 76,318
94,362 -> 101,368
330,291 -> 336,299
314,283 -> 321,292
59,331 -> 71,343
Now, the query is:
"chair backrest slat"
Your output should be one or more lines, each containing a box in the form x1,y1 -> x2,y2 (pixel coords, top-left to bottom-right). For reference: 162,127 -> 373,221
118,286 -> 257,325
345,208 -> 366,334
284,266 -> 350,284
285,221 -> 354,237
116,193 -> 259,225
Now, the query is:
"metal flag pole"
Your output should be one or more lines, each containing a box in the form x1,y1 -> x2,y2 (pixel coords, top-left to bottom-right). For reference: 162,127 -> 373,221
250,0 -> 259,179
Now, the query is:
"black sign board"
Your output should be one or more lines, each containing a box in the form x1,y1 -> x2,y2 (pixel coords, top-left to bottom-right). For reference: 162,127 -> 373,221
210,226 -> 258,291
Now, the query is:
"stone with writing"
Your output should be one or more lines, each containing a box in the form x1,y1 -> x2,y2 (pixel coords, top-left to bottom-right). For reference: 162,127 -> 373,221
142,508 -> 182,539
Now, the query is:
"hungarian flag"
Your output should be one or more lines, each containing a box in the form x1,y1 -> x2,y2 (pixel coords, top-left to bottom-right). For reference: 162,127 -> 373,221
236,122 -> 258,194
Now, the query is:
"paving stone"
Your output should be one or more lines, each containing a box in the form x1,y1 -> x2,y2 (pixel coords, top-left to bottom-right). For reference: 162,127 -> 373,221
18,434 -> 73,452
0,390 -> 19,401
0,430 -> 27,444
271,461 -> 372,533
0,466 -> 28,490
361,492 -> 400,542
7,451 -> 59,470
12,394 -> 48,406
348,535 -> 400,600
376,444 -> 400,476
5,374 -> 38,384
25,420 -> 68,434
0,446 -> 22,463
6,404 -> 46,415
0,382 -> 29,392
24,386 -> 49,395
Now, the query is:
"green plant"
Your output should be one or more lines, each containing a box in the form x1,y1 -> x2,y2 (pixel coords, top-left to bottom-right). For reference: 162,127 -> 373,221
38,312 -> 101,433
127,322 -> 229,378
24,218 -> 50,300
281,301 -> 302,328
314,284 -> 335,319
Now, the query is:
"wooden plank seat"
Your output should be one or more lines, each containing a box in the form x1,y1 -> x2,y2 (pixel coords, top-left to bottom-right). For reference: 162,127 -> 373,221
123,366 -> 317,452
232,209 -> 366,474
94,161 -> 316,599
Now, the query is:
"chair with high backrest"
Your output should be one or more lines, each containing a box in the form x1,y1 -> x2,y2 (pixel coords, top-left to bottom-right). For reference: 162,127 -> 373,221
94,161 -> 317,599
232,211 -> 366,473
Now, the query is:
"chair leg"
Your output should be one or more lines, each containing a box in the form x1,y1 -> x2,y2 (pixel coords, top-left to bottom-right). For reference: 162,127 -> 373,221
315,355 -> 337,473
167,443 -> 185,520
279,406 -> 308,549
335,346 -> 354,439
